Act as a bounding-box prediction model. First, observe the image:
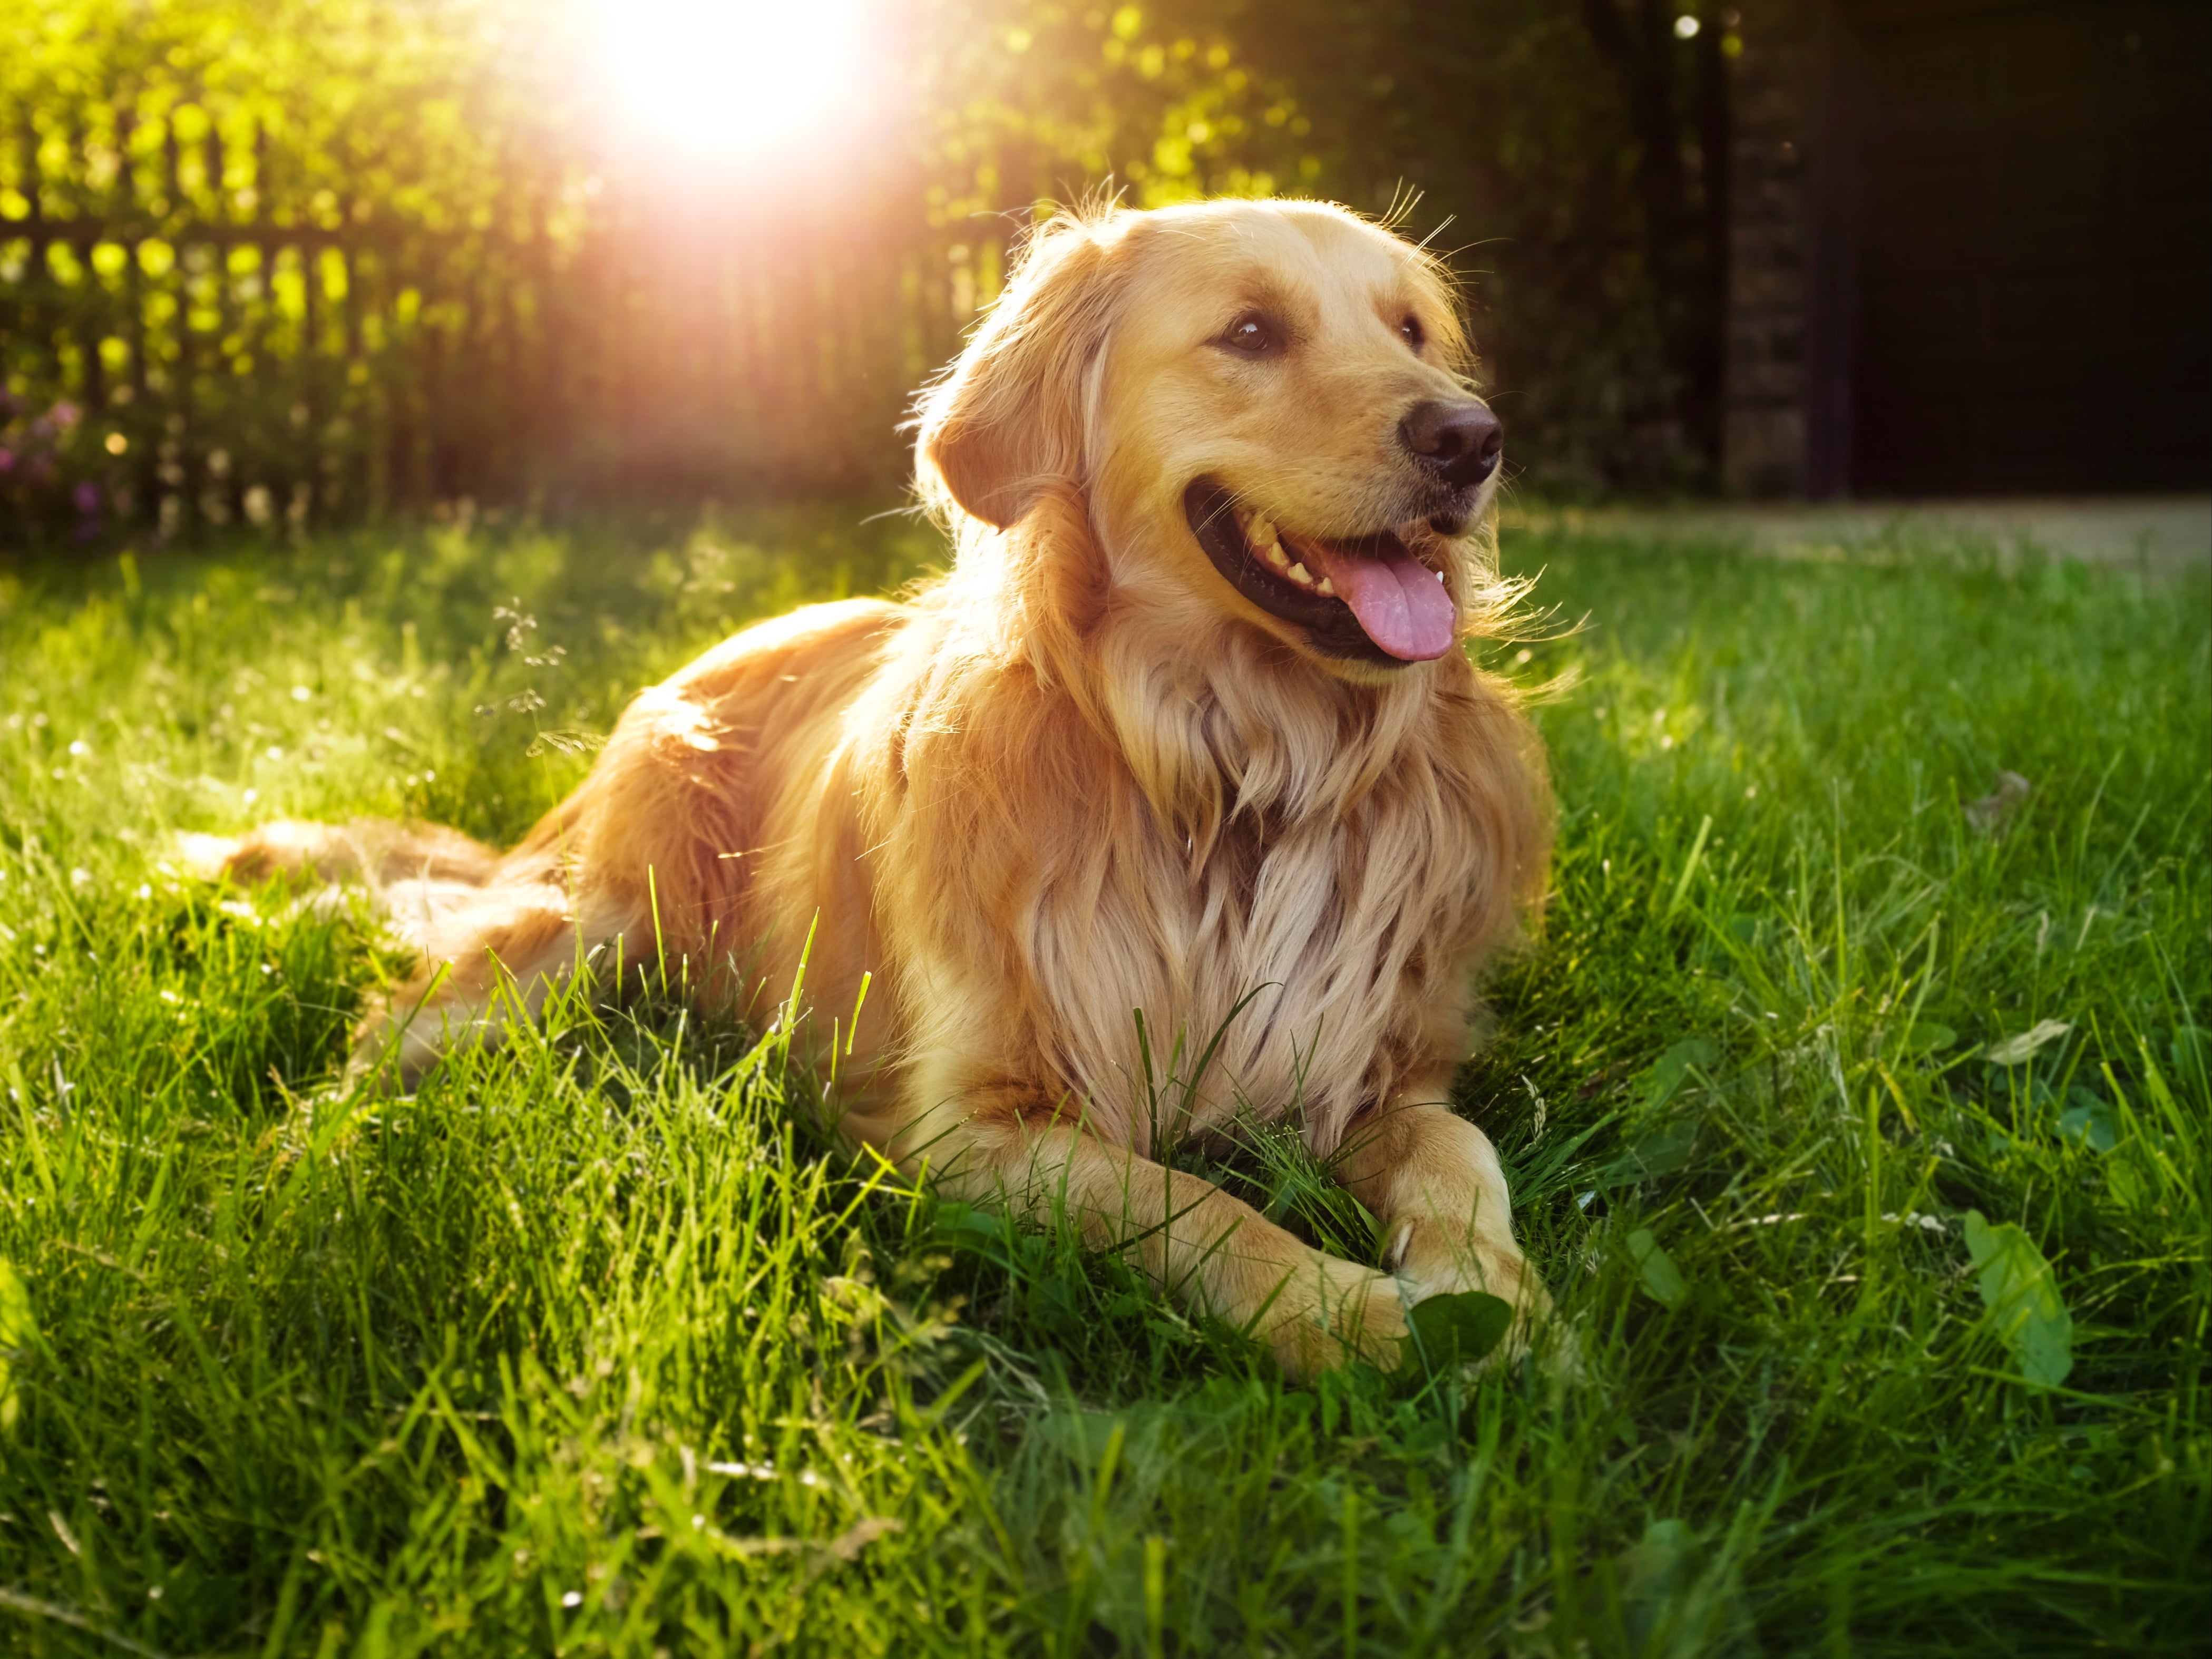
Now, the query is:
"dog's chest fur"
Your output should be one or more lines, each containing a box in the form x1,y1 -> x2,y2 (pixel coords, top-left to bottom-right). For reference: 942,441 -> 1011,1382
861,600 -> 1534,1164
1017,721 -> 1485,1159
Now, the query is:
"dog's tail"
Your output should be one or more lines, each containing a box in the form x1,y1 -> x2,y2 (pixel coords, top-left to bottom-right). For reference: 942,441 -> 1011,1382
179,817 -> 505,890
181,817 -> 604,1081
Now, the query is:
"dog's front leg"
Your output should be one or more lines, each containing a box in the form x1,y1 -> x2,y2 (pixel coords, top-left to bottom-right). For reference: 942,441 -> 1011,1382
911,1100 -> 1411,1381
1333,1100 -> 1551,1342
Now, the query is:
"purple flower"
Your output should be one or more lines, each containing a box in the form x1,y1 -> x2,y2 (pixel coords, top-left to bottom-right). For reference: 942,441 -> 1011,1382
0,447 -> 13,475
50,401 -> 81,429
73,481 -> 101,513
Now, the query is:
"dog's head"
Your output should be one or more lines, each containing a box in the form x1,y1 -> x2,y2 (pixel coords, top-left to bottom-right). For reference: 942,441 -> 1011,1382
915,198 -> 1502,681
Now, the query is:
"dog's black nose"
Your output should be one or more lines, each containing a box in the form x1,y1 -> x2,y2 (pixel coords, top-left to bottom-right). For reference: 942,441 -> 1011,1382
1400,399 -> 1503,488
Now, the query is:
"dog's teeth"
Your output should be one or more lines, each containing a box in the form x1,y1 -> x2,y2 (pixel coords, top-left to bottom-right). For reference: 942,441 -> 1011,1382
1317,577 -> 1337,597
1250,516 -> 1275,545
1436,569 -> 1446,583
1288,562 -> 1312,585
1266,544 -> 1290,568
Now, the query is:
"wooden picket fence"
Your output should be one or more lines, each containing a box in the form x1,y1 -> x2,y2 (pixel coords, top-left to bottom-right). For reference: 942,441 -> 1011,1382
1,115 -> 1007,536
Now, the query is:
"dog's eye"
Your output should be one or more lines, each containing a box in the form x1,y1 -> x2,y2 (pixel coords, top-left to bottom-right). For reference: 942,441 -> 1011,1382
1221,313 -> 1281,356
1400,315 -> 1427,351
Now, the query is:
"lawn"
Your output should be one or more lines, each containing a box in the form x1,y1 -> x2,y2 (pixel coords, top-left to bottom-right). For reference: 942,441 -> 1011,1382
0,510 -> 2204,1656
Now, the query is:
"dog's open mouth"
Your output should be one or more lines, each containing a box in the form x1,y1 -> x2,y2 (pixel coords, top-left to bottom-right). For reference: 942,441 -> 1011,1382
1183,481 -> 1457,665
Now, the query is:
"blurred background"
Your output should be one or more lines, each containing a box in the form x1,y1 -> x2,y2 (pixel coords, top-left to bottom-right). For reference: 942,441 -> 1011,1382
3,0 -> 2207,545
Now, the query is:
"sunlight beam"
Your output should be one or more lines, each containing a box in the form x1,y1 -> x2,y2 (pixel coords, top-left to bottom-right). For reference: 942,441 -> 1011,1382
597,0 -> 871,161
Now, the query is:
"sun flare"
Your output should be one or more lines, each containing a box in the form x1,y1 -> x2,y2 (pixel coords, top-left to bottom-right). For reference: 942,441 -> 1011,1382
597,0 -> 870,159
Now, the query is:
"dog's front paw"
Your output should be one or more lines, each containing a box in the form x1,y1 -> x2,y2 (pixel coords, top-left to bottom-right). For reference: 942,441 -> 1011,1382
1399,1238 -> 1552,1367
1256,1252 -> 1412,1382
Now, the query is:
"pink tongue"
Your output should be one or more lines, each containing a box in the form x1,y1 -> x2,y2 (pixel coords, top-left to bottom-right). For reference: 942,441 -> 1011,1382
1302,538 -> 1458,660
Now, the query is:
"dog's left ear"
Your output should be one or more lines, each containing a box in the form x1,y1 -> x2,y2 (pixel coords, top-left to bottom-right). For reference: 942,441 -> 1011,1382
916,216 -> 1119,530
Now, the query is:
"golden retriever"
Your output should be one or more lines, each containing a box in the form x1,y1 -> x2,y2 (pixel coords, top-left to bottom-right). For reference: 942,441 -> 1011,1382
200,198 -> 1553,1379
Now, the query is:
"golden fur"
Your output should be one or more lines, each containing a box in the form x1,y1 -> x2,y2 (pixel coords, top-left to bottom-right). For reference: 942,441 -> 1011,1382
204,198 -> 1554,1379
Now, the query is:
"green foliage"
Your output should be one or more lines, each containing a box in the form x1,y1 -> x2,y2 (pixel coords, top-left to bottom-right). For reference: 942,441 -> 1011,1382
0,1256 -> 33,1438
1399,1291 -> 1514,1372
915,0 -> 1312,213
1624,1229 -> 1686,1311
1965,1211 -> 2075,1389
0,516 -> 2204,1652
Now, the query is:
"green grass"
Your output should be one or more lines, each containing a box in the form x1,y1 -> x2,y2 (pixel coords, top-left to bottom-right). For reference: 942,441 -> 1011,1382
0,510 -> 2205,1656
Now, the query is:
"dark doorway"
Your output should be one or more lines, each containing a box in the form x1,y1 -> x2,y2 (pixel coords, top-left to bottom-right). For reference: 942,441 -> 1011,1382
1848,1 -> 2211,494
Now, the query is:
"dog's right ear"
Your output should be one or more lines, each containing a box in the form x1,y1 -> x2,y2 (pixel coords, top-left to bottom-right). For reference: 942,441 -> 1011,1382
915,217 -> 1119,530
